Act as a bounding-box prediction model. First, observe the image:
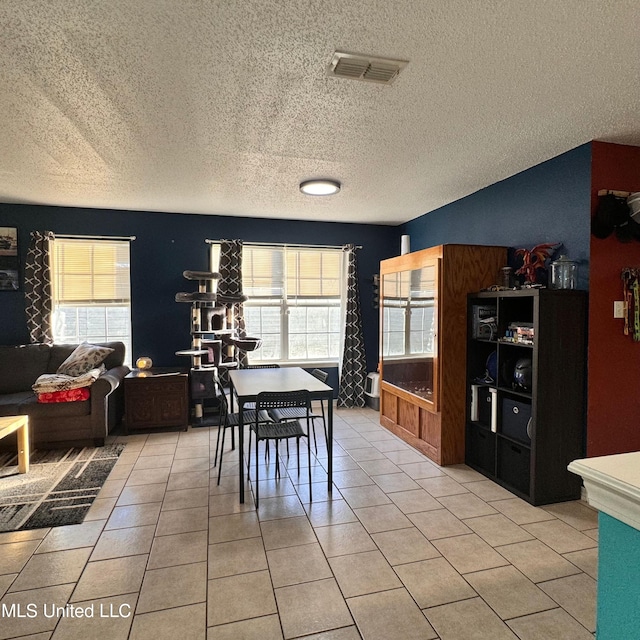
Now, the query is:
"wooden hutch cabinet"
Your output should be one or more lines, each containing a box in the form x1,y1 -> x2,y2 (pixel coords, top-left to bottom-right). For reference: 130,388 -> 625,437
379,244 -> 506,465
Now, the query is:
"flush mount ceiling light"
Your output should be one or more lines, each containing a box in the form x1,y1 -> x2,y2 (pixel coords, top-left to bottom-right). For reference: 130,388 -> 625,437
299,179 -> 341,196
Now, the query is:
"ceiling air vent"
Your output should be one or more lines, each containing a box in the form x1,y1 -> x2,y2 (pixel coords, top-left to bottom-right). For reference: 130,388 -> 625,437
328,51 -> 408,85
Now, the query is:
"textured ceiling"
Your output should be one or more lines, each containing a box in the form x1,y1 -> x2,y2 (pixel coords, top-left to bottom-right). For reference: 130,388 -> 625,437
1,1 -> 639,225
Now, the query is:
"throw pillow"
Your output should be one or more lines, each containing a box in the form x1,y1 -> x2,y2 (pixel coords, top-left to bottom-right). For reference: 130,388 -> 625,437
56,342 -> 114,377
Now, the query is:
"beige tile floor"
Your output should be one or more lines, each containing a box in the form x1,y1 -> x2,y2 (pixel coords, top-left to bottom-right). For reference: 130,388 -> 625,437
0,407 -> 598,640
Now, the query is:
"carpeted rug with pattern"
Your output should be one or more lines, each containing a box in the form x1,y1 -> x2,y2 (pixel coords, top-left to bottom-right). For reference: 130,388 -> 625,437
0,444 -> 124,533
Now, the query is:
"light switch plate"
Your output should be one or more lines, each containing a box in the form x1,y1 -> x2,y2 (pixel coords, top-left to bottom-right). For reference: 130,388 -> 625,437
614,301 -> 625,318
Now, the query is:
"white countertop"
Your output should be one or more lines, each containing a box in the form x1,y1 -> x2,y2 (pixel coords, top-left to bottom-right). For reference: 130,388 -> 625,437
568,452 -> 640,531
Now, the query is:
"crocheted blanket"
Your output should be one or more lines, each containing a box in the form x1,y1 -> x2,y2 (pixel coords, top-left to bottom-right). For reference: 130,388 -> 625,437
32,366 -> 105,394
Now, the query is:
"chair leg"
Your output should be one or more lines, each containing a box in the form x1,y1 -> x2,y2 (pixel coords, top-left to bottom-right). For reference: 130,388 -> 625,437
275,440 -> 281,479
307,432 -> 313,502
255,434 -> 260,508
247,429 -> 252,481
296,437 -> 300,475
311,418 -> 318,453
214,422 -> 223,467
217,425 -> 227,486
214,399 -> 229,466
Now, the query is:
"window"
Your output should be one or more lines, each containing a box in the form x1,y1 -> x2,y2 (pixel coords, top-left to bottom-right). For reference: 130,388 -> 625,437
211,244 -> 344,364
50,238 -> 132,364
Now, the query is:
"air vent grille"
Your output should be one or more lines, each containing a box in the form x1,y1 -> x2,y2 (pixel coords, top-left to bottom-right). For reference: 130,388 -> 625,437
328,51 -> 408,85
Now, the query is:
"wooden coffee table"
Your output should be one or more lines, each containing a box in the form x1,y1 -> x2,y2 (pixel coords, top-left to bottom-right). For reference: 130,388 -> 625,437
0,415 -> 30,473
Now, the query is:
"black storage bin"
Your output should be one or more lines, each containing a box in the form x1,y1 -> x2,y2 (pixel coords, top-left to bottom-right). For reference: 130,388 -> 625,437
466,423 -> 495,475
497,438 -> 531,496
501,397 -> 532,444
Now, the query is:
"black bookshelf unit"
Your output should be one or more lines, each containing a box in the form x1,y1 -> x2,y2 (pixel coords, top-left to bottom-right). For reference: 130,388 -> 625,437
465,288 -> 587,505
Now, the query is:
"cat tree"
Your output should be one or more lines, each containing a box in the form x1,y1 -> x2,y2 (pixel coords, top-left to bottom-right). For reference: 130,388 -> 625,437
175,269 -> 261,425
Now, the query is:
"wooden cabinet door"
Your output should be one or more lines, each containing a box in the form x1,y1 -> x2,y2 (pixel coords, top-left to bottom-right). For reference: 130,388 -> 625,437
125,376 -> 188,430
380,254 -> 440,413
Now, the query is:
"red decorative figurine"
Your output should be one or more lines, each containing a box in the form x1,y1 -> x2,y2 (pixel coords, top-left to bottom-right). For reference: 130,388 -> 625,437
514,243 -> 560,284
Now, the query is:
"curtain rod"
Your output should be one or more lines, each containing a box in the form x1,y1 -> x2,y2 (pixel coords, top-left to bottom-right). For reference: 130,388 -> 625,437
205,239 -> 361,250
53,233 -> 136,241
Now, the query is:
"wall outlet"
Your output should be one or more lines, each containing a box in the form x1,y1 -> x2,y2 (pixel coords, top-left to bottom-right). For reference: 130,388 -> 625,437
614,301 -> 625,318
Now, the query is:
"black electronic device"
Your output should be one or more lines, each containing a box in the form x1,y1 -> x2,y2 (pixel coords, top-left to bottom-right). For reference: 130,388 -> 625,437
472,305 -> 497,339
513,358 -> 532,390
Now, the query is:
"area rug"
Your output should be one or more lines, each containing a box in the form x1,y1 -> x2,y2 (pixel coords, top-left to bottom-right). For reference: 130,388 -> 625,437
0,444 -> 124,533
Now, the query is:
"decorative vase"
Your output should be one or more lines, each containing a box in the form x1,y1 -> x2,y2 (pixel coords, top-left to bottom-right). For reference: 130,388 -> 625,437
550,255 -> 577,290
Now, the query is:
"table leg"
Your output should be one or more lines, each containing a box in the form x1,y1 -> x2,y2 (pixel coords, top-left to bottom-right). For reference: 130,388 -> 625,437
227,378 -> 245,503
238,400 -> 245,504
17,419 -> 29,474
327,394 -> 333,494
229,379 -> 235,414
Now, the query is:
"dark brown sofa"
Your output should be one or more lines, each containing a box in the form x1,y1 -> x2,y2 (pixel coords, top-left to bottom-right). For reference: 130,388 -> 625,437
0,342 -> 129,448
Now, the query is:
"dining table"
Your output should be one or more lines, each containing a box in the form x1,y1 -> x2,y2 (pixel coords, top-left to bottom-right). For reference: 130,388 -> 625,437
228,367 -> 334,503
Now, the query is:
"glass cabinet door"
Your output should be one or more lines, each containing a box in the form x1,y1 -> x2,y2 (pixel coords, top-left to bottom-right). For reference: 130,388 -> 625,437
380,260 -> 439,411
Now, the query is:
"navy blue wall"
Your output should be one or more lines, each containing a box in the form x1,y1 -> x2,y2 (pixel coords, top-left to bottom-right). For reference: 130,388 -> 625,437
403,144 -> 593,289
0,143 -> 594,383
0,205 -> 399,379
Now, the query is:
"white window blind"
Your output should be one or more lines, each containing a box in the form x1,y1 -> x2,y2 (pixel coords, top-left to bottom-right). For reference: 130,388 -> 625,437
52,240 -> 130,304
51,238 -> 132,362
243,246 -> 341,299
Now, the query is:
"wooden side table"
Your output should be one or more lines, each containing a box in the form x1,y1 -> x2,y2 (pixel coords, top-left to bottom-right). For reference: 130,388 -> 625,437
124,368 -> 189,433
0,415 -> 30,473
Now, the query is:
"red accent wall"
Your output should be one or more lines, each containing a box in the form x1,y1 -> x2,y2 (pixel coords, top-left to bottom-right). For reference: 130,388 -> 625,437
588,142 -> 640,456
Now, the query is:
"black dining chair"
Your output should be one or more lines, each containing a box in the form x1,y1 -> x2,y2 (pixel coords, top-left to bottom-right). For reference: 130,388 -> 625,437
248,389 -> 313,508
240,364 -> 283,462
243,363 -> 281,369
267,368 -> 329,451
212,371 -> 272,485
240,363 -> 280,410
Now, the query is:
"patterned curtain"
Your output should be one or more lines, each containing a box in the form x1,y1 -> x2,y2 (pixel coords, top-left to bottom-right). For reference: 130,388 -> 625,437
217,239 -> 248,369
24,231 -> 54,344
338,244 -> 367,407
